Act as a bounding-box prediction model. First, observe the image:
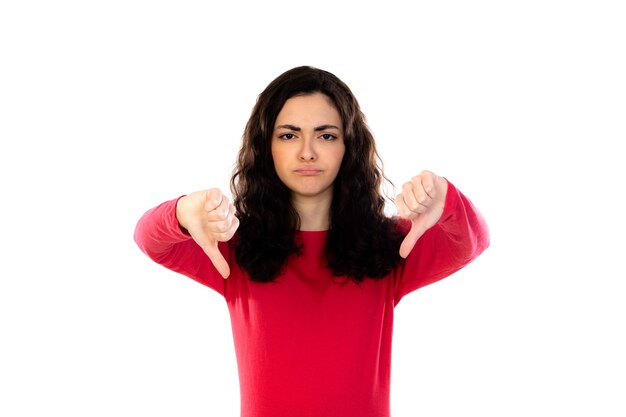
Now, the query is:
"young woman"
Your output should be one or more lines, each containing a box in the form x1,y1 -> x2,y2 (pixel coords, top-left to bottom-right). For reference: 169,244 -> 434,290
134,66 -> 489,417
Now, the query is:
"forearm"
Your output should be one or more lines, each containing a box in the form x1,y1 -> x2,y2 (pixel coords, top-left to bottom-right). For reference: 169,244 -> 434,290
134,197 -> 192,263
436,181 -> 490,265
394,181 -> 489,301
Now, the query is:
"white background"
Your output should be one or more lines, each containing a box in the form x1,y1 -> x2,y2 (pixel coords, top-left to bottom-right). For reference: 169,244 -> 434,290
1,1 -> 624,416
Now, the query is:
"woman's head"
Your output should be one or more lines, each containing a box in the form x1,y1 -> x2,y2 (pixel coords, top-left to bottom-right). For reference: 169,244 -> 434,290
231,66 -> 402,282
232,66 -> 383,214
271,92 -> 346,210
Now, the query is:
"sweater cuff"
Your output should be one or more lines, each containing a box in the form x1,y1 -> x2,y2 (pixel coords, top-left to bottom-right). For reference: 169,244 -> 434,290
437,178 -> 458,225
173,195 -> 192,237
158,196 -> 193,242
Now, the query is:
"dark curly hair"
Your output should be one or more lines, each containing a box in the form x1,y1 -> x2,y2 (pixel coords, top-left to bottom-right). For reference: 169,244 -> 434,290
230,65 -> 404,282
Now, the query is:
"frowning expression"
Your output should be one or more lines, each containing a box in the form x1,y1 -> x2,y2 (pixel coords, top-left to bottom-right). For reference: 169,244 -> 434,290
271,93 -> 346,202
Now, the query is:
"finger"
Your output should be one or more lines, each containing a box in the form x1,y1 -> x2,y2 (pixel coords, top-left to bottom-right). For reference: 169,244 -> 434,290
419,171 -> 437,198
207,204 -> 238,236
206,196 -> 231,221
225,203 -> 238,231
202,243 -> 231,279
410,176 -> 434,206
401,181 -> 430,215
399,221 -> 427,258
203,188 -> 224,212
223,214 -> 240,241
395,193 -> 411,218
212,211 -> 240,241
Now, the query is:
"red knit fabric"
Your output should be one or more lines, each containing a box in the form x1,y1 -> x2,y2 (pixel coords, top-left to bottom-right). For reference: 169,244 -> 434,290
134,181 -> 489,417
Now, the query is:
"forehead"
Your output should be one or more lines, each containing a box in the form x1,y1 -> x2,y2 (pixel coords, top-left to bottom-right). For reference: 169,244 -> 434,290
275,93 -> 342,125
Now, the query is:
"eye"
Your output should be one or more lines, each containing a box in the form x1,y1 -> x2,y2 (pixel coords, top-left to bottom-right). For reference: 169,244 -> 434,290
320,133 -> 337,141
279,133 -> 296,140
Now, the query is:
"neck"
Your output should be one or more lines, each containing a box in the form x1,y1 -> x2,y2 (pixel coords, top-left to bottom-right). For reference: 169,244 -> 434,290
292,193 -> 332,231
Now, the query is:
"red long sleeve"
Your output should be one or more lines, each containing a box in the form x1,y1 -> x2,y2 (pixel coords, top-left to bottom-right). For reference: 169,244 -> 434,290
133,180 -> 489,417
393,180 -> 490,304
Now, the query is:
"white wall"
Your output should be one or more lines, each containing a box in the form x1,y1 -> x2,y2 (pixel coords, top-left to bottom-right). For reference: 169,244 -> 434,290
1,1 -> 624,416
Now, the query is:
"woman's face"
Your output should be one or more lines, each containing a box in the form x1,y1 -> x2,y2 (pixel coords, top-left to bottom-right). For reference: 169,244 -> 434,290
271,93 -> 346,203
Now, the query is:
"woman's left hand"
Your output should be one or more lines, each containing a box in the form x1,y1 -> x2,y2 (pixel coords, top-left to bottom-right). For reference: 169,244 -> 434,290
395,170 -> 448,258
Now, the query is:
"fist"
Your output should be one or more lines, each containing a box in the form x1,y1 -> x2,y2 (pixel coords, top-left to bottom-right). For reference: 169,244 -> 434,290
395,170 -> 448,258
176,188 -> 239,278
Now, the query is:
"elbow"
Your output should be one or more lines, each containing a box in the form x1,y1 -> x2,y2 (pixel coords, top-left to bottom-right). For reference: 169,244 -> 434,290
472,218 -> 490,260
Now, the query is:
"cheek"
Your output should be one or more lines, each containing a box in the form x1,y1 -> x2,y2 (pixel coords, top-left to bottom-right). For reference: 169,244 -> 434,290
334,146 -> 346,168
270,142 -> 280,163
271,145 -> 287,172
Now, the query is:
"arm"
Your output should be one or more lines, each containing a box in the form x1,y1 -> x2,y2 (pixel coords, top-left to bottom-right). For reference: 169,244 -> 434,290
134,189 -> 239,295
394,177 -> 490,303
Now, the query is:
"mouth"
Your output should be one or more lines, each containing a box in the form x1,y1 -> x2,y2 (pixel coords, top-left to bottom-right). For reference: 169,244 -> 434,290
294,169 -> 322,176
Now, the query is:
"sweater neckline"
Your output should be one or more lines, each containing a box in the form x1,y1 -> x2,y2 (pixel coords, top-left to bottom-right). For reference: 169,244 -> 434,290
295,230 -> 328,245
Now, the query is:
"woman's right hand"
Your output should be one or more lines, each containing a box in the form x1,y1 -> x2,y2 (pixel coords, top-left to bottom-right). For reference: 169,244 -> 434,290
176,188 -> 239,279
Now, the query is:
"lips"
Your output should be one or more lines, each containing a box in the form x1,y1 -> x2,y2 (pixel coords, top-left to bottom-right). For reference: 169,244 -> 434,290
294,168 -> 322,176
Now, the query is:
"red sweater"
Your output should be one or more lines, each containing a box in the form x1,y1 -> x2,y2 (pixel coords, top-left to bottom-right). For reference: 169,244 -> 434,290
134,181 -> 489,417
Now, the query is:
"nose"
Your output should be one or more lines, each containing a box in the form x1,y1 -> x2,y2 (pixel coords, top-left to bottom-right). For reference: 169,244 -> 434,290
298,137 -> 317,161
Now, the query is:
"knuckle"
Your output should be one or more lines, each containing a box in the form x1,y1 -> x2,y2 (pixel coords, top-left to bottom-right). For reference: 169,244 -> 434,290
217,232 -> 231,241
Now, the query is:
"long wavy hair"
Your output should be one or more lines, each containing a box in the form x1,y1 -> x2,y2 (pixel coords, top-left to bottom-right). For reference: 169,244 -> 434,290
230,65 -> 404,282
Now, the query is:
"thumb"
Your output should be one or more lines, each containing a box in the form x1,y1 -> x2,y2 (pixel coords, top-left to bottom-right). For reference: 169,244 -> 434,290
202,242 -> 231,279
399,220 -> 427,258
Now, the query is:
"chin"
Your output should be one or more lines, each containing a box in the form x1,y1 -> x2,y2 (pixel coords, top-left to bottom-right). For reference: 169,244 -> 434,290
294,187 -> 333,199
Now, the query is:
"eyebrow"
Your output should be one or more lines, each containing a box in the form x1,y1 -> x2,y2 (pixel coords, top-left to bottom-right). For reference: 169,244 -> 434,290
275,124 -> 341,132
